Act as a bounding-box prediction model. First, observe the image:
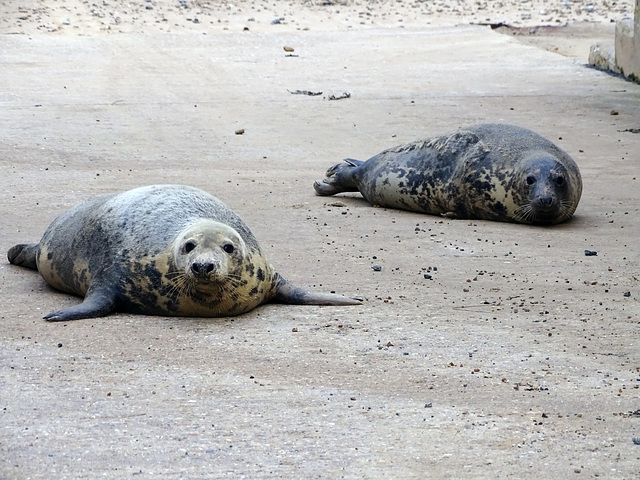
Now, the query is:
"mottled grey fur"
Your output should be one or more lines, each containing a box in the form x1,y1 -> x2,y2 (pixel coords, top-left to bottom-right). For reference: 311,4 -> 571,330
8,185 -> 360,321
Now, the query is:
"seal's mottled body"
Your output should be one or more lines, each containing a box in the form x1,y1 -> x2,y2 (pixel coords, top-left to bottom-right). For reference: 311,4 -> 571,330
8,185 -> 360,321
314,124 -> 582,225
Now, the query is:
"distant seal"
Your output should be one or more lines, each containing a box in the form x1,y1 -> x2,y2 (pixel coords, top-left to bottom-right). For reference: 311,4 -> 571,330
314,124 -> 582,225
8,185 -> 360,321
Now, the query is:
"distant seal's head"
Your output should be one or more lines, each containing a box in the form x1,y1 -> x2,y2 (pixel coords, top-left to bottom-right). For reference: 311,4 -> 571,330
512,152 -> 582,225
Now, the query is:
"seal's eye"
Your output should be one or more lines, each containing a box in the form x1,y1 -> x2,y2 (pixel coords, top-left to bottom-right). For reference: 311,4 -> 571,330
183,241 -> 196,253
555,177 -> 565,186
223,243 -> 235,254
526,175 -> 536,186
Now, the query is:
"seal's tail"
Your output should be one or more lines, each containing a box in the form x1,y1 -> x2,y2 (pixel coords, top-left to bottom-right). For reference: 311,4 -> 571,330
272,275 -> 362,306
7,243 -> 38,270
313,158 -> 363,196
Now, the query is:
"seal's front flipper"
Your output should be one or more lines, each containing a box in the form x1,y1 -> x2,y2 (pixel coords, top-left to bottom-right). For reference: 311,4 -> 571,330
313,158 -> 363,196
7,243 -> 39,270
44,287 -> 118,322
272,276 -> 362,306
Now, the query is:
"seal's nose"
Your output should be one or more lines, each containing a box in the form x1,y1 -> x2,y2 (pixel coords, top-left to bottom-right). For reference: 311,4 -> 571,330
539,196 -> 554,207
191,262 -> 214,277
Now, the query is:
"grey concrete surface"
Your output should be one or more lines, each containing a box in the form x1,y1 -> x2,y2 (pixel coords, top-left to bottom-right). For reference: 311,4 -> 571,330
1,25 -> 640,478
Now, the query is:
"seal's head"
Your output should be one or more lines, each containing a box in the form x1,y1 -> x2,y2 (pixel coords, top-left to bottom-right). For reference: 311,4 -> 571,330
172,219 -> 250,296
513,153 -> 582,225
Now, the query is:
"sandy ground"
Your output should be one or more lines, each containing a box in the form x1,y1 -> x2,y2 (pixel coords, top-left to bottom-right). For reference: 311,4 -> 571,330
1,1 -> 640,479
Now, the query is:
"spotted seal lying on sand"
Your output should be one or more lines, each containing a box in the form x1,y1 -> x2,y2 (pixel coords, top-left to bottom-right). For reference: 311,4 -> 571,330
8,185 -> 361,321
314,124 -> 582,225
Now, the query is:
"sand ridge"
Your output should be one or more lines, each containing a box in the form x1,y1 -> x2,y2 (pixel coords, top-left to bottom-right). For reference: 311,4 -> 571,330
1,0 -> 634,36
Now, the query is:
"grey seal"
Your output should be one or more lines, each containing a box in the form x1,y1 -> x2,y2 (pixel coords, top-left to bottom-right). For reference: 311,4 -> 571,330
314,124 -> 582,225
8,185 -> 361,321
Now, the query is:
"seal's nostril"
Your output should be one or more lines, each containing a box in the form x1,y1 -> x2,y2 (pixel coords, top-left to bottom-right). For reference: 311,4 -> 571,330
191,262 -> 214,276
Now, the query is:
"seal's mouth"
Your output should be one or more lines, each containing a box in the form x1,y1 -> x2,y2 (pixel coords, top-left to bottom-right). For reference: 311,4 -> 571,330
187,270 -> 246,297
513,201 -> 561,224
188,273 -> 228,295
184,272 -> 248,307
530,209 -> 560,224
191,280 -> 222,293
531,203 -> 560,217
513,196 -> 576,224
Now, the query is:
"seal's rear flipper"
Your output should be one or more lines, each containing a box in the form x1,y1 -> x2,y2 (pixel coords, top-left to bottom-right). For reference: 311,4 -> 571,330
313,158 -> 363,196
7,243 -> 39,270
273,277 -> 362,306
44,287 -> 118,322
